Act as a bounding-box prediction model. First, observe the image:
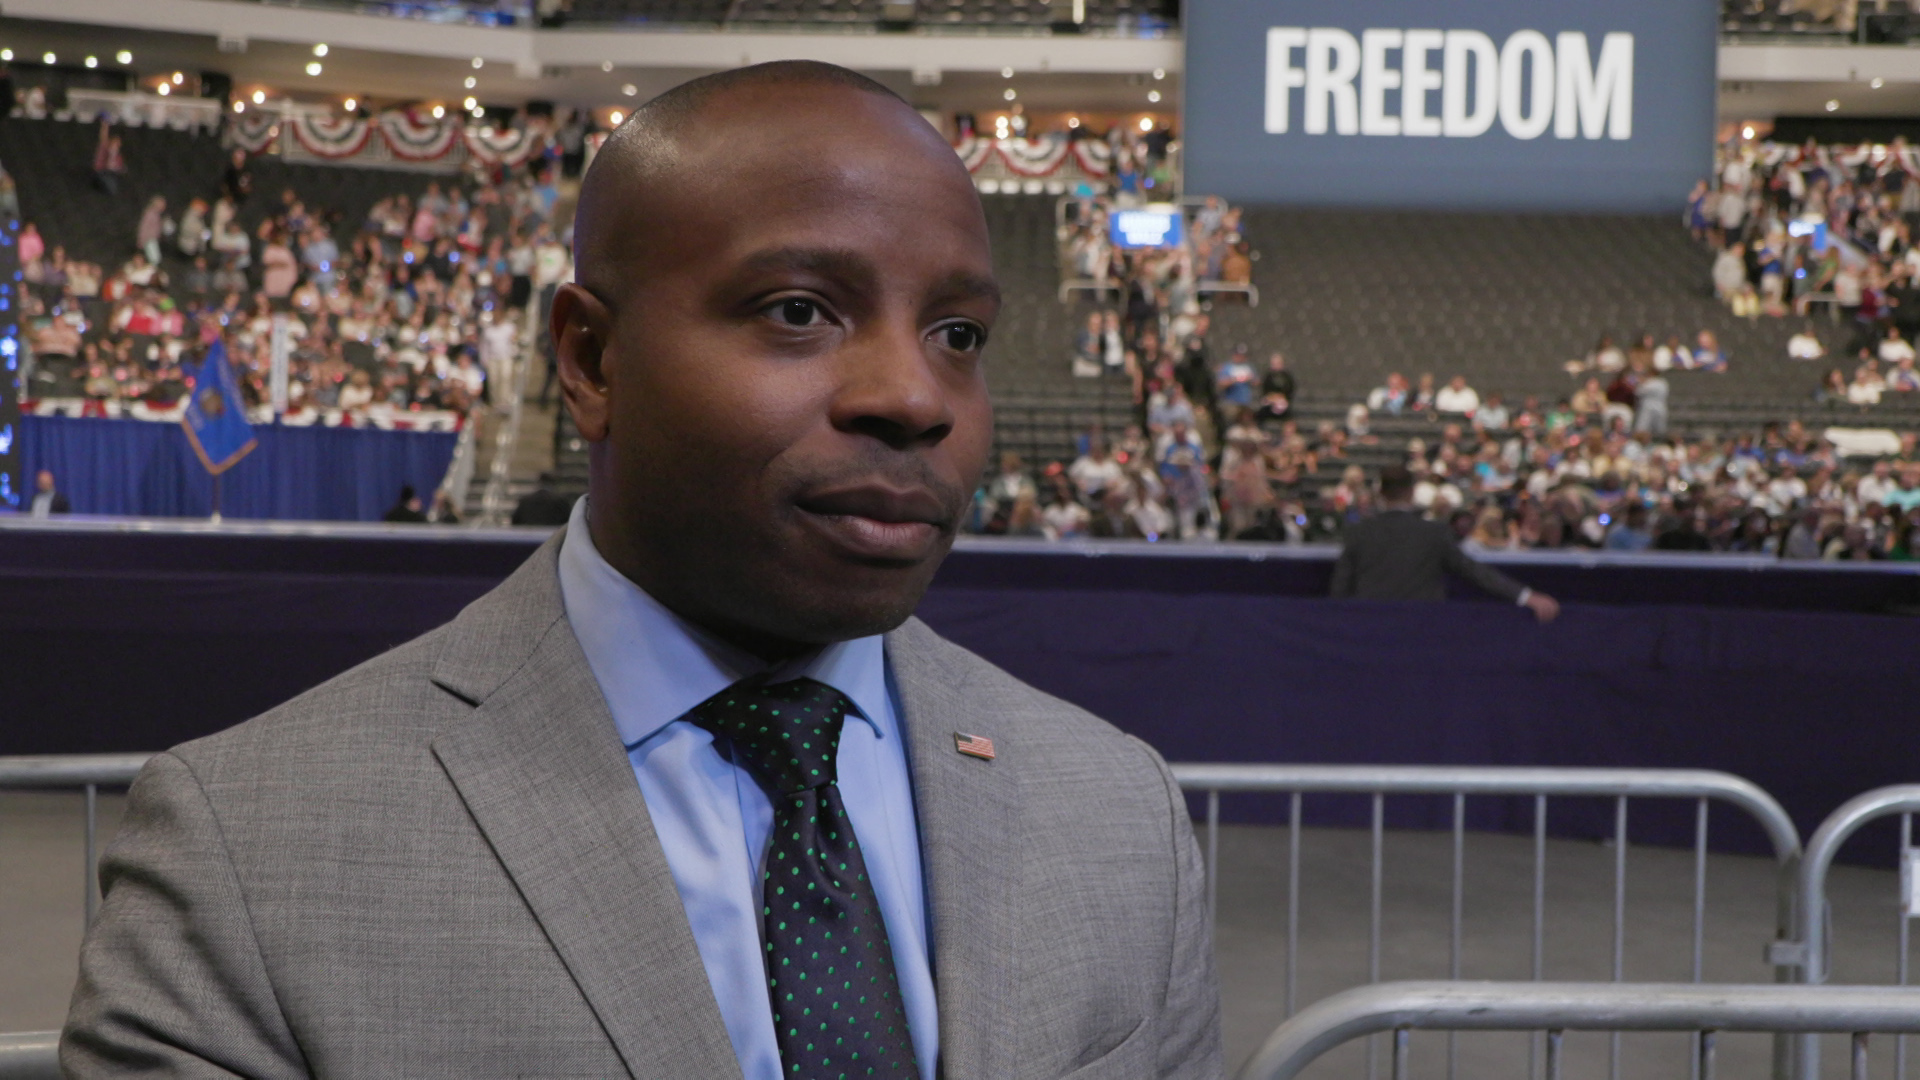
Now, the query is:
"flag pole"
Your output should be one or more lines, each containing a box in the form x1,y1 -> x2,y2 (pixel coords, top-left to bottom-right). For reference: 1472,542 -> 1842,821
211,473 -> 223,524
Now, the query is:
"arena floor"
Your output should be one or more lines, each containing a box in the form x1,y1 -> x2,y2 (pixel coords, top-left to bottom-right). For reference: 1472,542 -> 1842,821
2,792 -> 1904,1077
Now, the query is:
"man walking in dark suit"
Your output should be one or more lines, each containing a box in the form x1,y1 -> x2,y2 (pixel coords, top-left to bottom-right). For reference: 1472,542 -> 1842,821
66,62 -> 1221,1080
1331,465 -> 1560,623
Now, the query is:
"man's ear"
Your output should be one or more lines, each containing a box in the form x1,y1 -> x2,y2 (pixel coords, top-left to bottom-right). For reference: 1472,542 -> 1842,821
551,282 -> 615,442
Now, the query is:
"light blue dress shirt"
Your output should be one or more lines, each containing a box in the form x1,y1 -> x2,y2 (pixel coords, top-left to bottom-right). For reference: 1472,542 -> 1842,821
556,499 -> 939,1080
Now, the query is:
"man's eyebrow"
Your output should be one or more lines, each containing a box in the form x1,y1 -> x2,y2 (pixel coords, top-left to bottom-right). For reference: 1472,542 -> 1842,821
735,247 -> 880,292
929,271 -> 1002,307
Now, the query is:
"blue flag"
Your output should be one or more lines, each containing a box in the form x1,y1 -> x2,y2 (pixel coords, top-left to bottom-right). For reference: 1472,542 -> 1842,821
181,338 -> 256,475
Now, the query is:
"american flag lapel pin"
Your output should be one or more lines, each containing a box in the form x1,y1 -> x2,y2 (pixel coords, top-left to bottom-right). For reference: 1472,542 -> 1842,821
953,732 -> 996,761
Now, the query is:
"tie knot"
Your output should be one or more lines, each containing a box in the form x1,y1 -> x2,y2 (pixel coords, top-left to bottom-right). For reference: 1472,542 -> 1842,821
683,676 -> 855,796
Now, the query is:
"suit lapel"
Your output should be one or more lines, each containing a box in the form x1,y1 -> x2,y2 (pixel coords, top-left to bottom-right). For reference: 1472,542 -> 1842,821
428,539 -> 740,1080
887,619 -> 1022,1080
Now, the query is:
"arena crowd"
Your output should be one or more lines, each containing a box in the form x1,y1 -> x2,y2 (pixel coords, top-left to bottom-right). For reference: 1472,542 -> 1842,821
17,125 -> 570,432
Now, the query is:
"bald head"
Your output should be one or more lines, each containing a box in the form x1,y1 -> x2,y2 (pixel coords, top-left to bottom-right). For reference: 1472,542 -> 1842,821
549,60 -> 997,658
575,61 -> 954,297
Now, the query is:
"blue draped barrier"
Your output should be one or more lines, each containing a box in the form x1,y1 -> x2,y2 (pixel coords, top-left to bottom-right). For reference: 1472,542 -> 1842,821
17,415 -> 458,521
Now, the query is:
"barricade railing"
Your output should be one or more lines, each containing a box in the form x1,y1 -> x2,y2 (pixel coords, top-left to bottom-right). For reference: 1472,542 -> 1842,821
0,754 -> 153,926
1789,784 -> 1920,1080
1170,764 -> 1805,1080
0,1031 -> 57,1080
1236,980 -> 1920,1080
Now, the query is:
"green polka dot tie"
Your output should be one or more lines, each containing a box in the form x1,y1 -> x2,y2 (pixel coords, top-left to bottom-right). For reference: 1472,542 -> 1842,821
684,676 -> 917,1080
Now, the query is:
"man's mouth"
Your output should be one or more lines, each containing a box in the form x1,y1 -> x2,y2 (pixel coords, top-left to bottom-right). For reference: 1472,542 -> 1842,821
795,485 -> 952,562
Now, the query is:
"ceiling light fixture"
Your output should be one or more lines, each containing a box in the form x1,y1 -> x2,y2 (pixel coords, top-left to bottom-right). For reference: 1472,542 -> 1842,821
1003,88 -> 1016,101
172,71 -> 184,84
1067,116 -> 1079,128
1153,68 -> 1165,80
609,110 -> 625,125
1,51 -> 14,63
1147,90 -> 1161,103
1826,99 -> 1840,112
314,44 -> 329,57
252,90 -> 266,104
41,52 -> 54,65
1872,77 -> 1885,89
1001,66 -> 1013,78
621,83 -> 637,96
157,83 -> 170,96
233,100 -> 245,113
431,104 -> 445,119
464,75 -> 476,89
84,55 -> 97,69
115,50 -> 132,64
344,97 -> 358,111
1139,117 -> 1154,131
306,61 -> 323,76
471,57 -> 483,69
601,60 -> 613,72
463,96 -> 477,110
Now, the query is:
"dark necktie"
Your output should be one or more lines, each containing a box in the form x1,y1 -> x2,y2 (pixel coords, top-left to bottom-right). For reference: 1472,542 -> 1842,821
684,676 -> 917,1080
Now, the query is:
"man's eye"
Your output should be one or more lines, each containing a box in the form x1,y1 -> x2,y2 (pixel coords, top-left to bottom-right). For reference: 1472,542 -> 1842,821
938,323 -> 985,352
771,298 -> 823,327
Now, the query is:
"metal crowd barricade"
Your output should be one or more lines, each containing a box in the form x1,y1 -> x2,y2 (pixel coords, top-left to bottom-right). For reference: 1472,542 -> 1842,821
1789,784 -> 1920,1080
1170,764 -> 1805,1080
0,755 -> 154,926
0,1031 -> 58,1080
1235,980 -> 1920,1080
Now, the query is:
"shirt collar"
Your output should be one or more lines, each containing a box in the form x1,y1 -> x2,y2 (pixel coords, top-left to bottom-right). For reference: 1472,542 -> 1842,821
556,497 -> 889,751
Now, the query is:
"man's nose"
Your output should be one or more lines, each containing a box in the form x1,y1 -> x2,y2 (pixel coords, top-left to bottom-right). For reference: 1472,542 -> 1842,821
831,324 -> 956,451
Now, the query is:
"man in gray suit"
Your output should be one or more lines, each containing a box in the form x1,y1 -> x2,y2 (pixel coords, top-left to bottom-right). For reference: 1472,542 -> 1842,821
64,62 -> 1222,1079
1331,465 -> 1560,623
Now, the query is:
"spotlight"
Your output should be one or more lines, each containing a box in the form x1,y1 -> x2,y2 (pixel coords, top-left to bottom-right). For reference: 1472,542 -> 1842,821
313,43 -> 329,56
431,104 -> 445,119
1139,117 -> 1153,131
1826,99 -> 1840,112
471,57 -> 483,68
115,50 -> 132,64
1,51 -> 12,62
1147,90 -> 1161,103
463,96 -> 477,110
1067,116 -> 1079,128
306,61 -> 323,76
1153,68 -> 1165,80
464,76 -> 476,89
471,106 -> 484,118
621,83 -> 637,96
1742,125 -> 1755,139
41,52 -> 54,65
1872,77 -> 1885,89
233,100 -> 245,113
171,71 -> 183,84
344,97 -> 357,111
601,60 -> 613,72
609,110 -> 624,125
1001,66 -> 1013,78
157,83 -> 170,96
1003,88 -> 1016,101
252,89 -> 266,104
84,56 -> 97,69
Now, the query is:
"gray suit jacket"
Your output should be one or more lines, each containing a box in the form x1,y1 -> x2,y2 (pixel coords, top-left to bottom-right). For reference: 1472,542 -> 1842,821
64,538 -> 1223,1079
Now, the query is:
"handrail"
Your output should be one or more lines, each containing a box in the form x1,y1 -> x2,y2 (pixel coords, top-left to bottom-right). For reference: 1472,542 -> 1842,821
1792,783 -> 1920,1079
1170,763 -> 1802,864
0,755 -> 152,788
0,1030 -> 59,1080
1237,981 -> 1920,1080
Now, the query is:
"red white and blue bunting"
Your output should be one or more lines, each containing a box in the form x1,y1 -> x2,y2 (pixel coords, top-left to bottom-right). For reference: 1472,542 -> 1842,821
953,135 -> 1110,179
228,111 -> 279,154
378,109 -> 461,161
289,113 -> 374,159
464,123 -> 546,167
